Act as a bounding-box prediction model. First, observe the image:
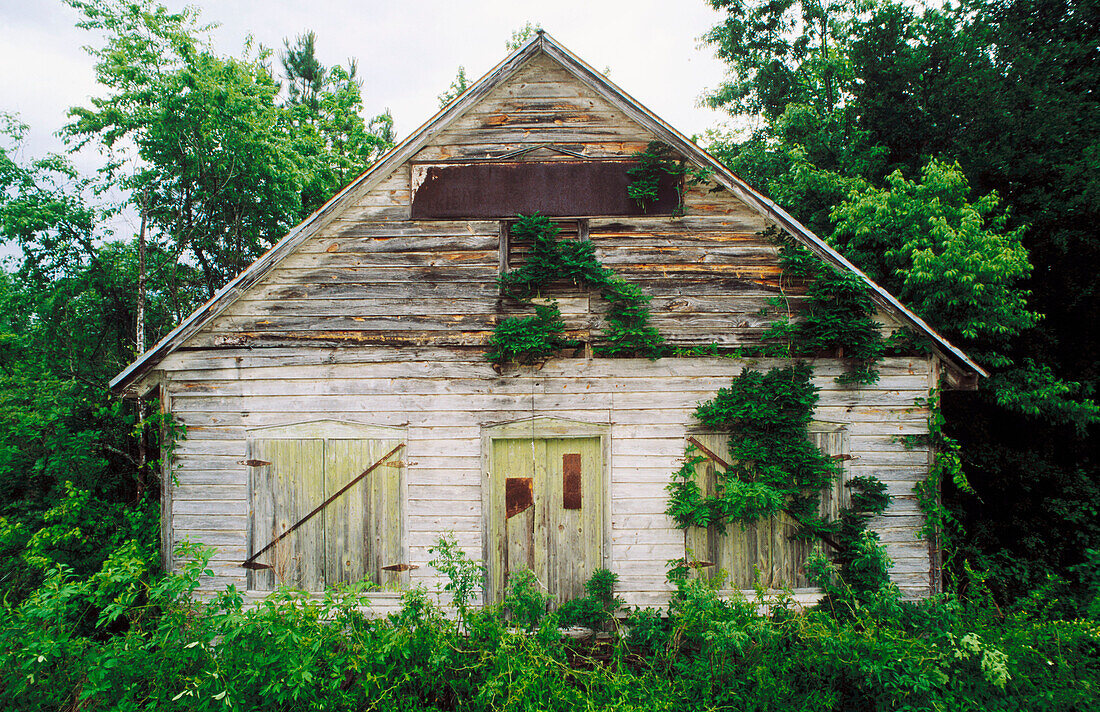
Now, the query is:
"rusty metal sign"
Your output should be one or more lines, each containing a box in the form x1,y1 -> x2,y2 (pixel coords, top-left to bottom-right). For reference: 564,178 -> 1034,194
505,477 -> 534,519
562,453 -> 582,510
410,161 -> 680,218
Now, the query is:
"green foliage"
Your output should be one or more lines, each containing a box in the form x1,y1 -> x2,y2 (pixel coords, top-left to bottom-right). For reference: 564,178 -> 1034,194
503,570 -> 550,630
832,159 -> 1037,370
672,364 -> 839,530
626,141 -> 686,211
597,280 -> 665,358
702,0 -> 1100,606
491,214 -> 665,364
767,238 -> 885,384
64,0 -> 394,299
506,22 -> 543,51
427,533 -> 484,627
668,364 -> 893,599
3,541 -> 1100,711
437,65 -> 470,108
702,0 -> 860,119
557,569 -> 624,632
487,301 -> 578,365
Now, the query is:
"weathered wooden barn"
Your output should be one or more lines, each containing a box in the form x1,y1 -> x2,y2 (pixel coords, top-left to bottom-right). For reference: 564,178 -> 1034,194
111,32 -> 985,611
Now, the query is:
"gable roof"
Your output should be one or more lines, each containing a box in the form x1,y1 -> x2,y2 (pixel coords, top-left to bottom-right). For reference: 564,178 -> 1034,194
110,31 -> 986,395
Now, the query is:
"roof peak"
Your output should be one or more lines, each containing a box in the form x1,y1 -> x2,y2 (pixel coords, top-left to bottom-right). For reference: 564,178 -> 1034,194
109,33 -> 985,394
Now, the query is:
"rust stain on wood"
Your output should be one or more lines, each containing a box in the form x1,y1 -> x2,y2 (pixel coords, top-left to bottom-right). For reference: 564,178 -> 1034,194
505,477 -> 534,519
562,453 -> 582,509
239,459 -> 272,467
381,563 -> 420,572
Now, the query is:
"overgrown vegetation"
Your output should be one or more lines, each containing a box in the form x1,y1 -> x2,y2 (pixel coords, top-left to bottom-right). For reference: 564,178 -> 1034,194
626,141 -> 717,215
490,214 -> 665,364
666,364 -> 892,601
765,238 -> 887,384
2,541 -> 1097,711
1,0 -> 1099,707
626,141 -> 686,211
702,0 -> 1100,604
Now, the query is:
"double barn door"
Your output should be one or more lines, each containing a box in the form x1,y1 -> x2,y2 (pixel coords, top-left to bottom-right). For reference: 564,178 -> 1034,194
488,436 -> 604,606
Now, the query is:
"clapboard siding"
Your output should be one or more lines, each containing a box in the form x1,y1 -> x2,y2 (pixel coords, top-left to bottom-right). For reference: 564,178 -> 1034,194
161,355 -> 935,602
197,52 -> 808,354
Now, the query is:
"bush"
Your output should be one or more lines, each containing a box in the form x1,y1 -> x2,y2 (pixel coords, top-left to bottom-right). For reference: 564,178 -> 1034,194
1,539 -> 1098,711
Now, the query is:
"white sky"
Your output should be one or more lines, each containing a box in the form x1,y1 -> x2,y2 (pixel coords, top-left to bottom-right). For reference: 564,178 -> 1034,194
0,0 -> 732,191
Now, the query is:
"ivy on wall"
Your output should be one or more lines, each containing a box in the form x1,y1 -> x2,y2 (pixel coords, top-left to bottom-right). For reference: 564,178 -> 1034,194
488,214 -> 665,365
627,141 -> 715,215
764,235 -> 888,384
665,364 -> 892,598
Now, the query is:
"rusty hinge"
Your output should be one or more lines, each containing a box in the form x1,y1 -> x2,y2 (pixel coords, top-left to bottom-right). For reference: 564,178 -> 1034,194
382,563 -> 420,573
238,459 -> 272,467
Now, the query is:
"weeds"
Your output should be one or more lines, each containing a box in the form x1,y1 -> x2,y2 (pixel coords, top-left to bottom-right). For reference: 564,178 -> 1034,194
1,538 -> 1097,711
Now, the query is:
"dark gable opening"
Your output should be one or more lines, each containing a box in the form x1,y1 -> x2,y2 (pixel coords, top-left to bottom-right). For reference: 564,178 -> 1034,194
410,161 -> 680,219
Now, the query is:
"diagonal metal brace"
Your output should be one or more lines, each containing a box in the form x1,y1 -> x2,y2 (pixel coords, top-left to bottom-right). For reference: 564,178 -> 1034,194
685,436 -> 842,552
241,442 -> 406,570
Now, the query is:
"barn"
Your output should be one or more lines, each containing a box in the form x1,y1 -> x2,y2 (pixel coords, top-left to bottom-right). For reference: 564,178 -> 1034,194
111,31 -> 985,611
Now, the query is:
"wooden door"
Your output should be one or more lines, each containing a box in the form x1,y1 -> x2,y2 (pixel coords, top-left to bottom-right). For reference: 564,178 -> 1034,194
324,438 -> 406,588
685,427 -> 848,589
489,437 -> 603,606
248,438 -> 326,591
247,436 -> 406,591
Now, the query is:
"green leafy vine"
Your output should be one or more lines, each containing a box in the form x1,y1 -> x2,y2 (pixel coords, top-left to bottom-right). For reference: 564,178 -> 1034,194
665,364 -> 892,599
489,214 -> 665,365
764,236 -> 886,384
914,389 -> 971,577
627,141 -> 715,215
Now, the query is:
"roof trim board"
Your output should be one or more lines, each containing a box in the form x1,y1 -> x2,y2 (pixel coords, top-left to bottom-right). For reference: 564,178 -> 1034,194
110,31 -> 985,395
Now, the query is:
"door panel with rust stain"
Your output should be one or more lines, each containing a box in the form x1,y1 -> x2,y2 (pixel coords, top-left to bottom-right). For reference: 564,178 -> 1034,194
489,437 -> 602,606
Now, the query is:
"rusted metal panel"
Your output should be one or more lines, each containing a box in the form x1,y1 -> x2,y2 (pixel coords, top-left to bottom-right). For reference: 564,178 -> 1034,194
505,477 -> 534,519
562,453 -> 582,509
410,161 -> 680,218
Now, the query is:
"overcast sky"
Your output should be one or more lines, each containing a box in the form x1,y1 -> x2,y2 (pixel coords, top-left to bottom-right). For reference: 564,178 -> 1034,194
1,0 -> 733,179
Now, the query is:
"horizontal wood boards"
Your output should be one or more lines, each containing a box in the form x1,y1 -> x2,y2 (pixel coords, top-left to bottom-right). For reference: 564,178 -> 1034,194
164,355 -> 936,603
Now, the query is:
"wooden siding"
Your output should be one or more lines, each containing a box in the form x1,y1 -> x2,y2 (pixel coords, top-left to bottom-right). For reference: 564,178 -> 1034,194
162,352 -> 936,603
199,51 -> 806,354
156,47 -> 943,606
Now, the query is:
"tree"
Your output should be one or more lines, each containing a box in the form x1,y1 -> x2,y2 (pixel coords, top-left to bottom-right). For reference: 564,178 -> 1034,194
506,22 -> 542,51
280,32 -> 396,215
831,159 -> 1036,367
282,31 -> 326,111
66,2 -> 396,299
65,0 -> 303,298
437,66 -> 470,108
701,0 -> 1100,604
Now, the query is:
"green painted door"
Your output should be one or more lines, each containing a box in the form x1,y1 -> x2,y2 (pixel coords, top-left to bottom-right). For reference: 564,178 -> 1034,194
489,437 -> 603,606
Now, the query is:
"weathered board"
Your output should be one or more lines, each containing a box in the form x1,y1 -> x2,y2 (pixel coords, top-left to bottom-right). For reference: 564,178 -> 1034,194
164,355 -> 936,602
245,433 -> 407,592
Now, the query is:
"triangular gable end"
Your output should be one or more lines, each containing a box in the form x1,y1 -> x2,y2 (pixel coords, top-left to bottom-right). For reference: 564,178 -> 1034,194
110,31 -> 985,395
